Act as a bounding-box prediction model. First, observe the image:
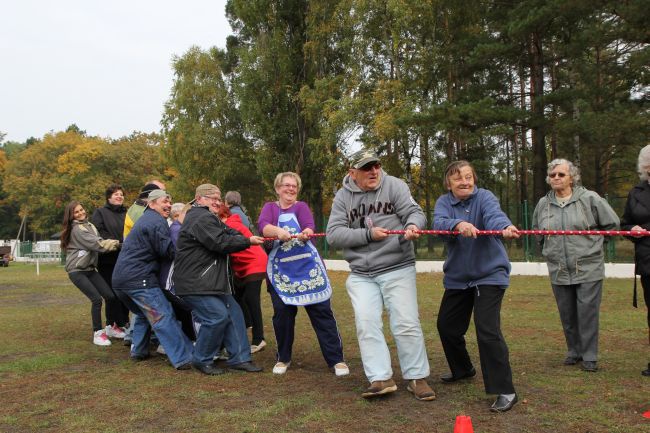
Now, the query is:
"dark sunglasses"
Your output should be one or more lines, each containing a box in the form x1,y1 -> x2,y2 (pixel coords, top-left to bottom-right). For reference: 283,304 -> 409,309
549,172 -> 567,178
359,162 -> 381,172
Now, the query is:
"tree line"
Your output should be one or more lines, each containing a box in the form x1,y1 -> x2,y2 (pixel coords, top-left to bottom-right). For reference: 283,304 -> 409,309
1,0 -> 648,240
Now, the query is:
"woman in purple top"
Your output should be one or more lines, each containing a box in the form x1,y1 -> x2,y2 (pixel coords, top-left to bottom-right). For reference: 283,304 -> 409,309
258,171 -> 348,377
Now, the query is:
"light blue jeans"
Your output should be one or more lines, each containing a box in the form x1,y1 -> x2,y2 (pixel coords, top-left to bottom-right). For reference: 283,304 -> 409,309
346,266 -> 430,383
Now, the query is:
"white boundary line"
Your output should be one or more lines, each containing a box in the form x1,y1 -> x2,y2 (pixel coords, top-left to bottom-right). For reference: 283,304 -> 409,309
323,260 -> 636,279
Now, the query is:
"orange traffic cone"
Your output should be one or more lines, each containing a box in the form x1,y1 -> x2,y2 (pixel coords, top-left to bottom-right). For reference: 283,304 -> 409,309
454,415 -> 474,433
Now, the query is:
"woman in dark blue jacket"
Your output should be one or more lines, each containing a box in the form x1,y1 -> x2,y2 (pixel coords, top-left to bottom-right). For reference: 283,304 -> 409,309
433,160 -> 520,412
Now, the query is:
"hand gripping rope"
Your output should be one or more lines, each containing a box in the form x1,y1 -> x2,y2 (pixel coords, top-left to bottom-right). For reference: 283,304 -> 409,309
262,230 -> 650,241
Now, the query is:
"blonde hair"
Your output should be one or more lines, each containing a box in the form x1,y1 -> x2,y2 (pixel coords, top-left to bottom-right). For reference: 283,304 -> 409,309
274,172 -> 302,192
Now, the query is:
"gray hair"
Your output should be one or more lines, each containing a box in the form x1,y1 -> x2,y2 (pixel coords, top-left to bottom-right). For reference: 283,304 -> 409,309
170,202 -> 185,219
637,145 -> 650,181
224,191 -> 242,207
546,158 -> 581,186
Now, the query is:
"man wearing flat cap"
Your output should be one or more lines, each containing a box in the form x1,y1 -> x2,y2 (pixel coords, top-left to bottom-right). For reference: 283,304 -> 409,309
113,188 -> 194,369
173,184 -> 265,375
326,149 -> 435,401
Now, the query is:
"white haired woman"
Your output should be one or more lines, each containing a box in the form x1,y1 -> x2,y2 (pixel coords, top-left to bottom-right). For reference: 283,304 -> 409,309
621,145 -> 650,377
532,159 -> 619,372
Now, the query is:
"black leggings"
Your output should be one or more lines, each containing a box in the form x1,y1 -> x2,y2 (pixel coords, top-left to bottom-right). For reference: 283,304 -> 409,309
97,262 -> 130,327
68,270 -> 116,332
233,278 -> 265,344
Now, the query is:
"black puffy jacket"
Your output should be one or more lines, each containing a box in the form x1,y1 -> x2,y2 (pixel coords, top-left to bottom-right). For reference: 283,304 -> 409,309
621,181 -> 650,276
173,205 -> 251,296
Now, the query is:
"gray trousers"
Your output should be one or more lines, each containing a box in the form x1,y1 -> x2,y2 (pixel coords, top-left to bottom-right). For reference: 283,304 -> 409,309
551,280 -> 603,362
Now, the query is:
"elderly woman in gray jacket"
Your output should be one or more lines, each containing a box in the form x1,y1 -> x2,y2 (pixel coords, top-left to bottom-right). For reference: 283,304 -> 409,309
532,159 -> 619,372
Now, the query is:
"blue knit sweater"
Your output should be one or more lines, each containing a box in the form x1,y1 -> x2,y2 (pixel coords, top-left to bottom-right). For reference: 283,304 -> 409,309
433,187 -> 512,289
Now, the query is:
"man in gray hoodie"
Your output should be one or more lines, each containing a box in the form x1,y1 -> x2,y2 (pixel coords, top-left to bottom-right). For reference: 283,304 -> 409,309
326,150 -> 435,401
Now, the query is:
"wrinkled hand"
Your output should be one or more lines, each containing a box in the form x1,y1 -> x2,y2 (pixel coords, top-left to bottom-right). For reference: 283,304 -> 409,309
630,225 -> 648,238
370,227 -> 389,241
455,221 -> 478,238
249,236 -> 265,246
277,229 -> 292,242
297,228 -> 313,242
404,224 -> 420,241
502,225 -> 520,239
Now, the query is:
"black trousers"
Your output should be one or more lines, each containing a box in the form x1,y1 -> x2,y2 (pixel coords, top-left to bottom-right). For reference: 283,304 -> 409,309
233,278 -> 265,345
68,270 -> 117,332
97,262 -> 130,327
641,276 -> 650,330
437,285 -> 515,395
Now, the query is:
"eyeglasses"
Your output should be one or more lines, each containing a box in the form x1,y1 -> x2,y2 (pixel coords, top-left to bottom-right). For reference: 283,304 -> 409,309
279,183 -> 298,190
549,172 -> 567,178
202,196 -> 222,202
358,162 -> 381,172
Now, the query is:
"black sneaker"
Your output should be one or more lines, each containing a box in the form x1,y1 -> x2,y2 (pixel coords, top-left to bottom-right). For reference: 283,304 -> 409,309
229,361 -> 263,373
581,361 -> 598,372
642,363 -> 650,377
193,363 -> 225,375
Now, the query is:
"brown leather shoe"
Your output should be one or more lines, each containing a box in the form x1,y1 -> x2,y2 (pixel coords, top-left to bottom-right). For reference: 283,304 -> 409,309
407,379 -> 436,401
361,379 -> 398,398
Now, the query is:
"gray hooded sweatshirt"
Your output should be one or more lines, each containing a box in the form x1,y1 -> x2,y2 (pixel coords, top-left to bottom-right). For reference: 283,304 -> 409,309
532,186 -> 619,285
326,170 -> 425,276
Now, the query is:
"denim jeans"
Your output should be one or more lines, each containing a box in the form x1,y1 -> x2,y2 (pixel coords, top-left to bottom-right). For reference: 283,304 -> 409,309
182,295 -> 251,367
346,266 -> 430,382
115,287 -> 193,368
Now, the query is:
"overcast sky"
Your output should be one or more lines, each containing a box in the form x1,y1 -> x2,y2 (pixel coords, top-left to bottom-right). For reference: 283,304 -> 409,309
0,0 -> 231,143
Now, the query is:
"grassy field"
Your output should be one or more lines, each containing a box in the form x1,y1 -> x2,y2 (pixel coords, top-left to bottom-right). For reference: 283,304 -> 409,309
0,263 -> 648,433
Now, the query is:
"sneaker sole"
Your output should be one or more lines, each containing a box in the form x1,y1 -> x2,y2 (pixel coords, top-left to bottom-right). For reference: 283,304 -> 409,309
407,385 -> 436,401
361,385 -> 397,398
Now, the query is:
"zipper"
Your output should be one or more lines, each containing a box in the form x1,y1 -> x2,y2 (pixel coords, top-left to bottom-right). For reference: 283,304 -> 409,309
200,260 -> 216,278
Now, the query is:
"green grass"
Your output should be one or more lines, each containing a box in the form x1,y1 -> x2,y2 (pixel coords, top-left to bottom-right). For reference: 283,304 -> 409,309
0,262 -> 647,433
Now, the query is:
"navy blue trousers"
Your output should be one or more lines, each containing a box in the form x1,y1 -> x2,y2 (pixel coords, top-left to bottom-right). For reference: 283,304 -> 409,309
268,285 -> 344,367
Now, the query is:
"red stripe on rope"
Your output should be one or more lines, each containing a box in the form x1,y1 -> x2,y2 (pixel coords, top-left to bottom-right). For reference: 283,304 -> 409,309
263,230 -> 650,240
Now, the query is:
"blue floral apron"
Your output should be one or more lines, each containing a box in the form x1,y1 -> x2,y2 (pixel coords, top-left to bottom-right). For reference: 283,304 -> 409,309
267,212 -> 331,306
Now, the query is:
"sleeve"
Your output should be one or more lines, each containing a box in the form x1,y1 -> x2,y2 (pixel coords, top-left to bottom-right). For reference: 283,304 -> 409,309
531,199 -> 545,246
620,191 -> 637,231
194,214 -> 251,254
432,194 -> 461,231
74,224 -> 119,253
295,202 -> 315,231
480,190 -> 512,230
591,193 -> 620,231
152,221 -> 175,261
91,208 -> 109,239
258,202 -> 276,234
392,179 -> 426,229
123,213 -> 134,239
326,189 -> 372,248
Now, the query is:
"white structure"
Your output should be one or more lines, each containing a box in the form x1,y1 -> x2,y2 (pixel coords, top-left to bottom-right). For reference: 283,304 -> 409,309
324,260 -> 635,279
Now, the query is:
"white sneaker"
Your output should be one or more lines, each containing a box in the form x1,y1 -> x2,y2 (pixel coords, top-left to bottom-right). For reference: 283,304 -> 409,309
251,340 -> 267,354
93,330 -> 111,346
156,344 -> 166,355
273,361 -> 290,375
105,324 -> 126,339
334,362 -> 350,377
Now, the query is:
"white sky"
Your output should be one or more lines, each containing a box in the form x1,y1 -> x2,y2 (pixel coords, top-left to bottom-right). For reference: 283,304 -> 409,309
0,0 -> 230,143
